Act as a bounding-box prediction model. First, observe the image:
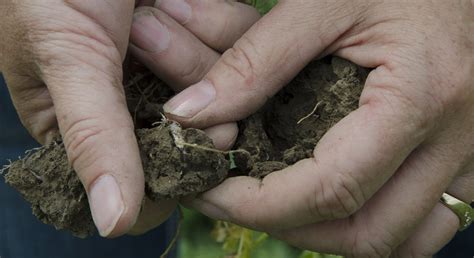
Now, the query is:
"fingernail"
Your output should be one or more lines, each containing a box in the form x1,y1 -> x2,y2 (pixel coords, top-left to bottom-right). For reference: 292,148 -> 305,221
155,0 -> 192,24
89,174 -> 125,237
163,80 -> 215,118
131,12 -> 170,53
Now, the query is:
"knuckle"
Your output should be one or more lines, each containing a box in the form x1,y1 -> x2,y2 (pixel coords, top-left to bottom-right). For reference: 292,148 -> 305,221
220,36 -> 259,91
178,51 -> 211,84
308,169 -> 364,220
362,74 -> 439,136
210,13 -> 232,51
29,19 -> 122,78
62,117 -> 105,170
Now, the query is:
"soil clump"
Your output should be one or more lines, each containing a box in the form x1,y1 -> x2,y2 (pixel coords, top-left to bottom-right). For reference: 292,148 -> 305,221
3,57 -> 367,237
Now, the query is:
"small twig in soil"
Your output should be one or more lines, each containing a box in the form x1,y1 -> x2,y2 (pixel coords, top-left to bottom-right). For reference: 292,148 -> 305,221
297,100 -> 323,125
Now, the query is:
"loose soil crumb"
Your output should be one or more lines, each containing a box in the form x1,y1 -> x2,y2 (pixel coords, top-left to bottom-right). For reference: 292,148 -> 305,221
138,122 -> 230,200
4,122 -> 232,237
3,57 -> 367,237
4,142 -> 94,238
236,57 -> 367,167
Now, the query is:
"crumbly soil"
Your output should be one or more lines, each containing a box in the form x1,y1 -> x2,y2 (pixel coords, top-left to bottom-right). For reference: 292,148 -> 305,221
2,57 -> 367,237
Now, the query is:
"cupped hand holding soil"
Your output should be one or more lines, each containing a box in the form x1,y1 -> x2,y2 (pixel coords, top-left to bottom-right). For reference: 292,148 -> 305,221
158,1 -> 474,257
2,1 -> 474,257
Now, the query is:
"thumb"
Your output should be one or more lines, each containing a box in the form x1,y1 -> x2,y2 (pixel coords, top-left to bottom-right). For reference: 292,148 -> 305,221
37,2 -> 142,237
163,1 -> 361,128
43,52 -> 143,238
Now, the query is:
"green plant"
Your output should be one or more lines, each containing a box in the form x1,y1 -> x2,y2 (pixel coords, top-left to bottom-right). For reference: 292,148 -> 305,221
211,221 -> 342,258
212,222 -> 268,258
244,0 -> 279,14
298,250 -> 342,258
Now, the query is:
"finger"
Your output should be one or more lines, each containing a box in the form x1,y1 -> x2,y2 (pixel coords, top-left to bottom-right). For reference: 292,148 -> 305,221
2,73 -> 58,144
204,123 -> 239,150
155,0 -> 260,52
128,198 -> 177,235
188,79 -> 433,230
163,1 -> 361,128
130,7 -> 220,91
43,61 -> 143,238
446,161 -> 474,202
270,143 -> 470,257
66,0 -> 135,58
130,7 -> 239,149
35,2 -> 143,237
391,204 -> 460,258
393,173 -> 474,257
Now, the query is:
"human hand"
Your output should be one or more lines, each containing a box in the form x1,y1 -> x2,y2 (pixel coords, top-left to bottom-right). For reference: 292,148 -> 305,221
129,3 -> 260,157
0,0 -> 178,237
161,1 -> 474,256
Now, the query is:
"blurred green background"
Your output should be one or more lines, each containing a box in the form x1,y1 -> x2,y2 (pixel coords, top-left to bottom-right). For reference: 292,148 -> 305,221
178,208 -> 341,258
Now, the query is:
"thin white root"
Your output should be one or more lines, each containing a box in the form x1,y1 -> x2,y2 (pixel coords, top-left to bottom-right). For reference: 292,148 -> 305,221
297,101 -> 323,125
0,160 -> 12,175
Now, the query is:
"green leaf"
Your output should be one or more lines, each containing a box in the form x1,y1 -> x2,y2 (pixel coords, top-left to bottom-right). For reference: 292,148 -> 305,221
244,0 -> 279,14
228,152 -> 237,170
299,250 -> 343,258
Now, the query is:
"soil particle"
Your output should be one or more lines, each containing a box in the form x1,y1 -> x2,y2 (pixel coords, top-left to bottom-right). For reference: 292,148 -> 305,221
4,122 -> 231,237
3,57 -> 367,237
235,57 -> 367,167
4,142 -> 95,238
139,123 -> 229,200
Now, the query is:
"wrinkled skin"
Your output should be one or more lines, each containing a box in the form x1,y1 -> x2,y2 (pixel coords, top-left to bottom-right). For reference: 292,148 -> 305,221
0,0 -> 254,237
154,1 -> 473,257
1,0 -> 473,257
0,0 -> 175,237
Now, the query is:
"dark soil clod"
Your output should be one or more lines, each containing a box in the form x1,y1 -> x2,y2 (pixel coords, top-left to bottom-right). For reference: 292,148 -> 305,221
3,57 -> 367,237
